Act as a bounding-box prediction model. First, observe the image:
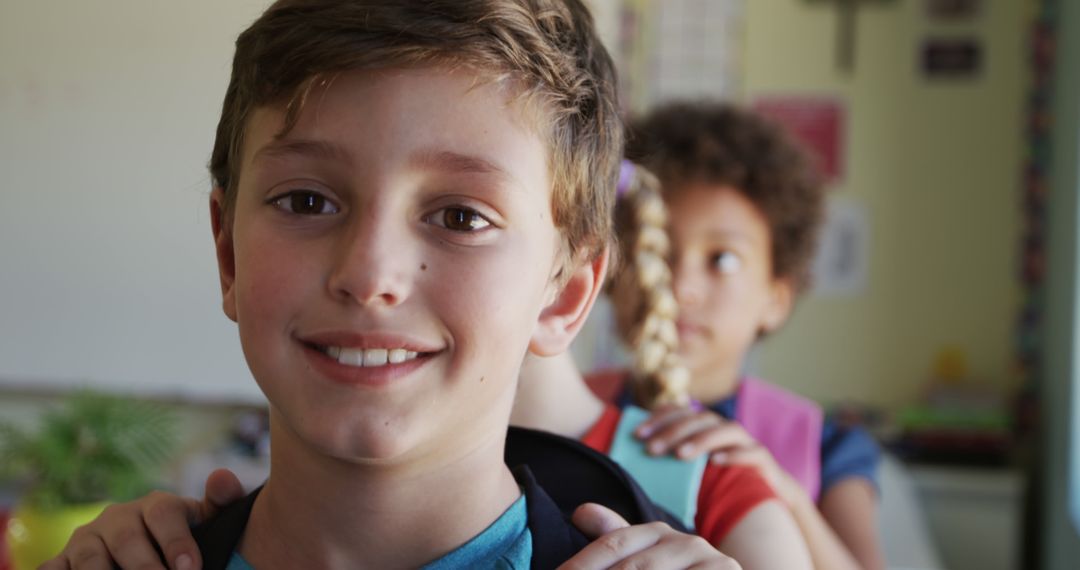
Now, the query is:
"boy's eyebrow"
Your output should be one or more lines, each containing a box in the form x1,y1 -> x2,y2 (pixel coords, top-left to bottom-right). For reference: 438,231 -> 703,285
253,144 -> 517,186
254,139 -> 352,164
411,150 -> 516,184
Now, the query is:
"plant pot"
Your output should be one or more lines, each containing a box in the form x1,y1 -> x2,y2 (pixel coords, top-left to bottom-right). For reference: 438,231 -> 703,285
6,502 -> 109,570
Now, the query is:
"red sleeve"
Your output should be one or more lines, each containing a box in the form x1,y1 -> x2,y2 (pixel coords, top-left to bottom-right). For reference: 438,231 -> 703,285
579,405 -> 621,453
583,369 -> 628,404
695,464 -> 777,546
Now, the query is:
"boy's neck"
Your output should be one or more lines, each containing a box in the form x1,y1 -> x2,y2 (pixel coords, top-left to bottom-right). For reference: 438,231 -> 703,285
511,352 -> 607,439
241,418 -> 521,569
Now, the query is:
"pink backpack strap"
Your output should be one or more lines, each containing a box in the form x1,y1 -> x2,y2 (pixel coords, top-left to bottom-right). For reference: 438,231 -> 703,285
735,377 -> 823,501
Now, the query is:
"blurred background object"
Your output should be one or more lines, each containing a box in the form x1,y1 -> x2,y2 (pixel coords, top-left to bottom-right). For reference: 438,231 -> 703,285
0,391 -> 176,570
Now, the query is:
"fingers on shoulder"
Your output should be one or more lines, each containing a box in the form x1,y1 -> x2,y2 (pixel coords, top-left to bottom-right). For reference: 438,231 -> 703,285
204,468 -> 245,508
636,406 -> 696,439
608,529 -> 737,570
58,524 -> 118,570
570,521 -> 737,570
65,500 -> 171,570
690,559 -> 743,570
646,413 -> 728,455
140,491 -> 205,570
572,502 -> 631,534
142,489 -> 200,524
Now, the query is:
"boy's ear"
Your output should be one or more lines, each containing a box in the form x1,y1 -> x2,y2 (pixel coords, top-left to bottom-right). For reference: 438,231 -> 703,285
760,277 -> 795,335
529,247 -> 610,357
210,188 -> 238,323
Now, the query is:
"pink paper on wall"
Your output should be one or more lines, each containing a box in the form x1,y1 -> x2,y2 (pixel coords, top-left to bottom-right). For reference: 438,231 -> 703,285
752,96 -> 846,185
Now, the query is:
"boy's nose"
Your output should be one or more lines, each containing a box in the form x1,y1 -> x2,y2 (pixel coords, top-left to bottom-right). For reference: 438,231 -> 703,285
327,215 -> 414,308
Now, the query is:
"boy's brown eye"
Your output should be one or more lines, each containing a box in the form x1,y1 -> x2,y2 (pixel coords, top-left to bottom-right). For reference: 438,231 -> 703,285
272,191 -> 338,215
291,193 -> 326,214
440,207 -> 491,232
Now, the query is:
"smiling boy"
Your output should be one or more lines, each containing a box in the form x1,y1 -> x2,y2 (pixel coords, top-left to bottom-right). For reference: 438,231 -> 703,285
218,66 -> 570,569
62,1 -> 729,568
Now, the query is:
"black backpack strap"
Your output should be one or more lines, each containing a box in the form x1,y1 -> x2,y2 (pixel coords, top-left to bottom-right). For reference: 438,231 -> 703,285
189,486 -> 261,570
505,426 -> 687,532
511,465 -> 590,570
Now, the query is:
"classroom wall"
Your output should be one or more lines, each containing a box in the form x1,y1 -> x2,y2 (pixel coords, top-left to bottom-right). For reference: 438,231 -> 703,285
0,0 -> 1026,412
742,0 -> 1026,408
0,0 -> 269,402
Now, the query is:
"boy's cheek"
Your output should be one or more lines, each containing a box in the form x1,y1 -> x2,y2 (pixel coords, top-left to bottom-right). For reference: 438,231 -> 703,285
229,254 -> 311,323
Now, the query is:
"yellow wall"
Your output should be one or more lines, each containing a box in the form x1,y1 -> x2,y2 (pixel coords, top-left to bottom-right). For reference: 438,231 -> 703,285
742,1 -> 1027,408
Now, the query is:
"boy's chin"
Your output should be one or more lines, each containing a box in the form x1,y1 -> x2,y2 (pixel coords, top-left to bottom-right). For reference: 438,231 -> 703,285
282,414 -> 427,465
310,429 -> 422,465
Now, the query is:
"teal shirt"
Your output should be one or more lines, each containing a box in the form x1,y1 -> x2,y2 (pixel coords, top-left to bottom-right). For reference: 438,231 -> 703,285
226,494 -> 531,569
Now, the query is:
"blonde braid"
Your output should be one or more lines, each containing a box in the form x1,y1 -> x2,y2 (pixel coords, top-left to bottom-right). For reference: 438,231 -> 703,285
609,162 -> 690,408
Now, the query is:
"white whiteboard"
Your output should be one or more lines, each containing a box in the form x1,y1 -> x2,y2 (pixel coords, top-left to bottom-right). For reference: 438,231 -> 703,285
0,1 -> 271,403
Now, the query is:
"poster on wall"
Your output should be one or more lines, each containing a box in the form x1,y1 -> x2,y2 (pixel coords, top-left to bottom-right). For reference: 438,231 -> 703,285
592,0 -> 745,112
812,196 -> 870,297
752,95 -> 847,185
648,0 -> 744,105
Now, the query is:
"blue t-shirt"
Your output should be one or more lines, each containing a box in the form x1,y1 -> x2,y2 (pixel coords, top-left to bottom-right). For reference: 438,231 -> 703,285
226,494 -> 532,570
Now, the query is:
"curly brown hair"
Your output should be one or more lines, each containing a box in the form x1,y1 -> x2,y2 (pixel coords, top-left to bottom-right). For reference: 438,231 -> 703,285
626,101 -> 826,292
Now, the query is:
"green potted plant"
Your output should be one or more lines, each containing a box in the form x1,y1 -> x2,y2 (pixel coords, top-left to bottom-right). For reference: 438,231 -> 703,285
1,391 -> 177,570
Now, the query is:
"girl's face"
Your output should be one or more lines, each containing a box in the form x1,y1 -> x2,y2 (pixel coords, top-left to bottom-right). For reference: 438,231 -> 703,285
665,184 -> 793,401
212,66 -> 571,465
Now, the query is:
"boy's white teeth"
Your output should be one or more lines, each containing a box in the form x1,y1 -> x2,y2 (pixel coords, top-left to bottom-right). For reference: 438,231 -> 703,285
388,349 -> 407,364
323,346 -> 421,367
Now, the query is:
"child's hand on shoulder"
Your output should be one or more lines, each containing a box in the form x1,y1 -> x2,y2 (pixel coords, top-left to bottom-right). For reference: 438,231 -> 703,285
634,406 -> 803,505
634,405 -> 726,459
40,468 -> 245,570
561,503 -> 740,570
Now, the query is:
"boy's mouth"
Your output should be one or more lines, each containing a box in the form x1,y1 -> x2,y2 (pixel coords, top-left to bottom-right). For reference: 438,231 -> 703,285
312,344 -> 424,368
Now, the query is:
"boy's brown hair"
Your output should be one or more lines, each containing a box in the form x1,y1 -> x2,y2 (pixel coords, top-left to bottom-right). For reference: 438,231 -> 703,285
626,101 -> 826,292
210,0 -> 621,259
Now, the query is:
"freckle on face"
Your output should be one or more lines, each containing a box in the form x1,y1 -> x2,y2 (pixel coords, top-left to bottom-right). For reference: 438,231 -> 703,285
421,263 -> 428,271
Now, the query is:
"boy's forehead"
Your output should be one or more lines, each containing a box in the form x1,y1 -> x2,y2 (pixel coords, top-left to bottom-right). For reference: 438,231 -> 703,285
241,66 -> 553,162
236,67 -> 557,199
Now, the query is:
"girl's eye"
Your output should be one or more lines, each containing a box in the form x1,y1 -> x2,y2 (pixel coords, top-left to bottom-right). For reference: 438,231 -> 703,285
710,251 -> 742,274
271,191 -> 339,215
430,207 -> 492,232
